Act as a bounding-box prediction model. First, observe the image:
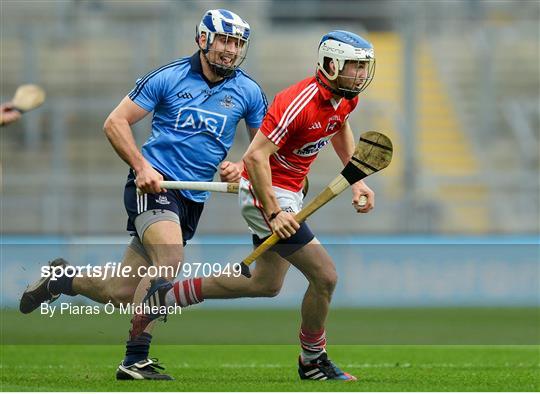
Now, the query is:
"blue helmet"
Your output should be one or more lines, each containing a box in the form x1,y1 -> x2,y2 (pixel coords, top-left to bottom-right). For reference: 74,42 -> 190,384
196,9 -> 251,77
317,30 -> 376,98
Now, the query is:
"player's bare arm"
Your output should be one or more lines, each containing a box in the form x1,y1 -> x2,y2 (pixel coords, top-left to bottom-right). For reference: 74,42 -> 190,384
246,125 -> 259,140
331,120 -> 374,213
243,131 -> 300,239
103,96 -> 164,194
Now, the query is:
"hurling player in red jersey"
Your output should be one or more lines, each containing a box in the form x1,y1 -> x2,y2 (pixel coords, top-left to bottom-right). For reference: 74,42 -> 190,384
139,30 -> 376,382
238,30 -> 376,381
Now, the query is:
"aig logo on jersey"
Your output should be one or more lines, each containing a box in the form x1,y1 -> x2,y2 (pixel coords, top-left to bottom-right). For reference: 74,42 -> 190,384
293,135 -> 336,157
175,107 -> 227,139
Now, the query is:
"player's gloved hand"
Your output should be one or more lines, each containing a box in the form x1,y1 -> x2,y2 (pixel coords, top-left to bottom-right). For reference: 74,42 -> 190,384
135,163 -> 165,194
219,161 -> 242,183
352,180 -> 374,213
269,210 -> 300,239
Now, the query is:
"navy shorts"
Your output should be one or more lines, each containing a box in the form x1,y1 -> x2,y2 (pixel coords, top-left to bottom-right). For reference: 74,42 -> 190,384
252,222 -> 315,258
124,170 -> 204,244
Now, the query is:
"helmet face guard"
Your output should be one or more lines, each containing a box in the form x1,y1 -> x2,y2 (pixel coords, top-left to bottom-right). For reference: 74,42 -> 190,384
196,9 -> 251,77
202,34 -> 249,77
317,31 -> 376,99
335,58 -> 376,99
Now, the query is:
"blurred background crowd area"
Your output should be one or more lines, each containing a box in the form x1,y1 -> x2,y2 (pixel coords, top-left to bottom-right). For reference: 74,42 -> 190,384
1,0 -> 539,235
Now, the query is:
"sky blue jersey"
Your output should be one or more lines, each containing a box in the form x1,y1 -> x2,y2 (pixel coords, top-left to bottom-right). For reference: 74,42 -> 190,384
128,52 -> 267,202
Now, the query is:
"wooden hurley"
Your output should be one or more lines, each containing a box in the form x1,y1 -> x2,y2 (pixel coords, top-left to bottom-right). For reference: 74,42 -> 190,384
0,84 -> 46,126
137,181 -> 239,195
12,84 -> 46,113
239,131 -> 393,278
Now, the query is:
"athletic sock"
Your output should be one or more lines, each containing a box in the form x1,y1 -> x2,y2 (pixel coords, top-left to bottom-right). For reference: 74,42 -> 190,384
299,327 -> 327,363
165,277 -> 204,307
47,267 -> 78,296
123,332 -> 152,366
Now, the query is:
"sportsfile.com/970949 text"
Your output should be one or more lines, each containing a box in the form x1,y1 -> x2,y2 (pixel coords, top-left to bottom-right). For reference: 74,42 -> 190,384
40,262 -> 243,281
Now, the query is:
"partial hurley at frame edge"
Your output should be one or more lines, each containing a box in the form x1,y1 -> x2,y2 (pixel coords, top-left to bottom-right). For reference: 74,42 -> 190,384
12,84 -> 46,113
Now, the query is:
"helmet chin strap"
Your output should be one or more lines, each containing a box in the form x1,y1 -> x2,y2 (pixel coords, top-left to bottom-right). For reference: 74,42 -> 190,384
315,72 -> 341,96
316,72 -> 359,99
200,49 -> 234,78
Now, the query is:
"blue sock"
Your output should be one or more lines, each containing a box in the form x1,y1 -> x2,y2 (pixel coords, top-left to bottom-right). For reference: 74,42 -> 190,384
48,267 -> 78,296
123,332 -> 152,366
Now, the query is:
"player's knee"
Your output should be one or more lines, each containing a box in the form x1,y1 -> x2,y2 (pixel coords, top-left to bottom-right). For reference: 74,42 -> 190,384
315,269 -> 337,297
260,283 -> 282,297
252,279 -> 282,298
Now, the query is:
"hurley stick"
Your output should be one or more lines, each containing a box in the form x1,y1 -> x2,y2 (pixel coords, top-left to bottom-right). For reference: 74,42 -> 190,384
239,131 -> 393,278
137,181 -> 239,195
11,84 -> 46,113
1,84 -> 46,126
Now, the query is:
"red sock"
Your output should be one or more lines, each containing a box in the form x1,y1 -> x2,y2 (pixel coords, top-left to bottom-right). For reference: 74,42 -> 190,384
129,314 -> 153,340
299,327 -> 326,362
167,278 -> 204,307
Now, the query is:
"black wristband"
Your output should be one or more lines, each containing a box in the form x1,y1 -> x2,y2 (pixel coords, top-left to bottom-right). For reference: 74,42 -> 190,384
268,210 -> 282,222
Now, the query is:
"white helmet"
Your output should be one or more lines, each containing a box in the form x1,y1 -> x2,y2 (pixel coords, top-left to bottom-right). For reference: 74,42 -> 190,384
196,9 -> 251,77
317,30 -> 376,98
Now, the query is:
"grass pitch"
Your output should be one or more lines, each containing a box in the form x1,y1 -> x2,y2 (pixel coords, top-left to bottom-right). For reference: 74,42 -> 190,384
1,308 -> 539,391
1,344 -> 538,391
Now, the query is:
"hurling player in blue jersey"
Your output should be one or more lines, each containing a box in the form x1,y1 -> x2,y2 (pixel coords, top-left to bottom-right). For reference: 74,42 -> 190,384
19,9 -> 266,380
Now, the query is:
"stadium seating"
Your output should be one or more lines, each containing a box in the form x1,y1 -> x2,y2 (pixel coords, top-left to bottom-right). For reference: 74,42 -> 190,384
1,3 -> 537,234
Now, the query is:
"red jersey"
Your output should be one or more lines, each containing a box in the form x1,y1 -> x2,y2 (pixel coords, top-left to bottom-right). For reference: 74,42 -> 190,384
242,75 -> 358,192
